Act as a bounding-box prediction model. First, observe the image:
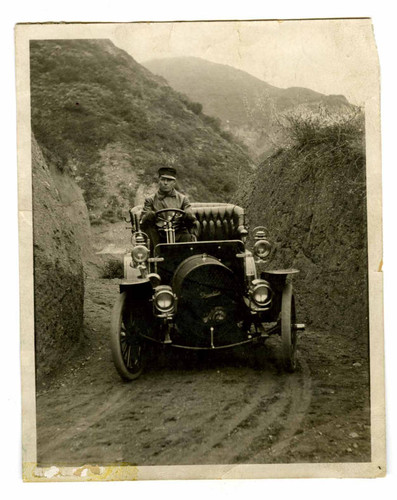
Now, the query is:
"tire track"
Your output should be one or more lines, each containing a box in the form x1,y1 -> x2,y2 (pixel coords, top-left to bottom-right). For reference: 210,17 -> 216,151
37,388 -> 128,463
37,276 -> 313,466
181,355 -> 312,464
153,374 -> 284,465
264,357 -> 312,460
233,356 -> 312,463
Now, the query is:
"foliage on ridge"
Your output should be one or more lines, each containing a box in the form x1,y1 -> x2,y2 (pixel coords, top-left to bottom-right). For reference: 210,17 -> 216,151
237,107 -> 367,334
30,40 -> 253,222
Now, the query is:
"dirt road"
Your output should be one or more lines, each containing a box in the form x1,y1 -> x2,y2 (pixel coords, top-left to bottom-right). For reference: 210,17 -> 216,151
36,275 -> 371,466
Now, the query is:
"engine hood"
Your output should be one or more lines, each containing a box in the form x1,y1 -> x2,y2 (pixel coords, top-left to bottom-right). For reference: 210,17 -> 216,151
172,254 -> 244,346
172,254 -> 238,298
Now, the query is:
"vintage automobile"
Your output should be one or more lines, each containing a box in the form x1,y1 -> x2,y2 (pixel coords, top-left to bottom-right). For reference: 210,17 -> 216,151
110,202 -> 305,381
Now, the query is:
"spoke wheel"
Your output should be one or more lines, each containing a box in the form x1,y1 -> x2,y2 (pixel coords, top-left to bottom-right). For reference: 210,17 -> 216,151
281,282 -> 297,372
110,292 -> 145,381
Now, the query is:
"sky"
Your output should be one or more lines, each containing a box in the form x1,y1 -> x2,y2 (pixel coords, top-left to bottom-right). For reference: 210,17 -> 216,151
112,19 -> 379,105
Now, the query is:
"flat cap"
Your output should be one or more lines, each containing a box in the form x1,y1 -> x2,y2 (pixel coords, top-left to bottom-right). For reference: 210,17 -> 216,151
158,166 -> 177,180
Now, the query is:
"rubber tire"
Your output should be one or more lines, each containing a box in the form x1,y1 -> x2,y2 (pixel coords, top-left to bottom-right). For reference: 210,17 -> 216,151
110,292 -> 144,381
281,282 -> 297,372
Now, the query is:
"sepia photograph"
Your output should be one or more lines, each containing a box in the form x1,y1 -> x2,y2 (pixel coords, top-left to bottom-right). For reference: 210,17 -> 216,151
15,18 -> 384,480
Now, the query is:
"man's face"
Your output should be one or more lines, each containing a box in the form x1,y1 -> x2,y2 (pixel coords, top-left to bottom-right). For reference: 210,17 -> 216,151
159,176 -> 176,194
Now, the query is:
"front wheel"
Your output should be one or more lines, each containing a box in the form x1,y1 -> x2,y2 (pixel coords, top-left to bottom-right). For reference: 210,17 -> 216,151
280,282 -> 297,372
110,292 -> 145,381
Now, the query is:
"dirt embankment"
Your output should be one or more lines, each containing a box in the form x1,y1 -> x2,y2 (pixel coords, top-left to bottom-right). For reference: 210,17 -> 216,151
32,136 -> 91,381
239,130 -> 368,339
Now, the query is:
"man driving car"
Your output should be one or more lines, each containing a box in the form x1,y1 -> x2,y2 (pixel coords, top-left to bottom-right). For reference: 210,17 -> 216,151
140,166 -> 198,249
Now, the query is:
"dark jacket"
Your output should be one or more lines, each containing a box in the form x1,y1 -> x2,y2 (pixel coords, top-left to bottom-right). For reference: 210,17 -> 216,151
140,189 -> 197,233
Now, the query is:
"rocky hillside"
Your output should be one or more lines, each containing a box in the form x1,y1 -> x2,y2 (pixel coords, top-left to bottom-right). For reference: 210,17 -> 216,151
32,135 -> 90,381
144,57 -> 351,159
30,40 -> 253,224
238,108 -> 368,338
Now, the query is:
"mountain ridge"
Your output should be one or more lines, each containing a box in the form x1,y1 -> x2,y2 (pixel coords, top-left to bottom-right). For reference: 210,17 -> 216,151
144,56 -> 351,158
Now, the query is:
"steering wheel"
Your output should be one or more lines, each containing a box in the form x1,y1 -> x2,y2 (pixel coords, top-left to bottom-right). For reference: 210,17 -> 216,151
155,208 -> 186,226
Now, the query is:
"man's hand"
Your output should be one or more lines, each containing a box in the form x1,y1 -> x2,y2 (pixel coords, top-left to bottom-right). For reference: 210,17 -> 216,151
183,212 -> 196,227
144,210 -> 156,222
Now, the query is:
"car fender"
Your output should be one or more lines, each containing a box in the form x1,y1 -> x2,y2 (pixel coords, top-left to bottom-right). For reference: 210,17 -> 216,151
119,279 -> 153,300
260,269 -> 300,291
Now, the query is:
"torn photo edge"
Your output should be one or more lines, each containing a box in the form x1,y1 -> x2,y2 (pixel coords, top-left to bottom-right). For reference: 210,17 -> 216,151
15,19 -> 385,481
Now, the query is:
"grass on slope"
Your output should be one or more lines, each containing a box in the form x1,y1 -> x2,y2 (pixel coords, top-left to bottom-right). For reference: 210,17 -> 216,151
30,40 -> 253,220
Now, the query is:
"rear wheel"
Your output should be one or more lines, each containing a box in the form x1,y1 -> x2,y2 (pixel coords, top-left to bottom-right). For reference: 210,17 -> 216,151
280,283 -> 297,372
110,292 -> 145,381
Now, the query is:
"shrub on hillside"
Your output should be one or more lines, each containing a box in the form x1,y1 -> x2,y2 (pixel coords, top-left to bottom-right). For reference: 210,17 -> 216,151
263,106 -> 366,201
89,214 -> 103,226
183,99 -> 203,115
101,208 -> 123,223
201,114 -> 222,133
282,106 -> 364,151
101,194 -> 124,223
101,258 -> 124,279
